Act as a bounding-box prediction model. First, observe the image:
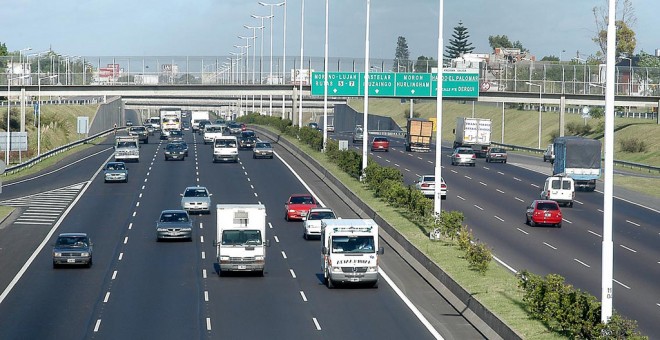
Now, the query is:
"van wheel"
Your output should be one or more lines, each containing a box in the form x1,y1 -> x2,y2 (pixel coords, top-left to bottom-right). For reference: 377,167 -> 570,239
568,202 -> 573,208
327,278 -> 334,289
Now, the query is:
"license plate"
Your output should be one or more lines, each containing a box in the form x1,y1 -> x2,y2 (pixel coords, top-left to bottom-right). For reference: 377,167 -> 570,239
67,259 -> 76,263
349,278 -> 360,282
238,265 -> 246,270
545,213 -> 551,217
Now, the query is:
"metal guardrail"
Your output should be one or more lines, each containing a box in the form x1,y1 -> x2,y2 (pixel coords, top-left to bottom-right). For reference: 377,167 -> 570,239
491,142 -> 660,174
3,128 -> 115,176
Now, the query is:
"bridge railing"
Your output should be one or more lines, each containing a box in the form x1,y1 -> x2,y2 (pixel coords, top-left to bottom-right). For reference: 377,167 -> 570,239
2,56 -> 659,97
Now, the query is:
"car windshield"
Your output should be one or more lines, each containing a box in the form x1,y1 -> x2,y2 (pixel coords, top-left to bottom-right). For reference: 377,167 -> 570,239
290,196 -> 314,204
307,211 -> 336,220
536,202 -> 559,211
241,131 -> 255,137
222,230 -> 262,246
170,131 -> 182,136
184,188 -> 208,197
166,144 -> 183,151
160,212 -> 189,222
130,127 -> 145,132
255,142 -> 271,148
56,236 -> 89,247
117,142 -> 135,148
206,126 -> 223,132
331,236 -> 374,253
215,139 -> 237,148
106,163 -> 125,170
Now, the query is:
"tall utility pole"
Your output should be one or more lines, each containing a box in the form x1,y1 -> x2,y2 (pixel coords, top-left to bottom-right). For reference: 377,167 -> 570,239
360,0 -> 371,180
244,25 -> 262,84
434,0 -> 444,216
298,0 -> 305,127
322,0 -> 329,151
259,2 -> 284,116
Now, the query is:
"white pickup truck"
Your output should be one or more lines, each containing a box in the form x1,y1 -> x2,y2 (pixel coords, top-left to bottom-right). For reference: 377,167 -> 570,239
114,136 -> 139,162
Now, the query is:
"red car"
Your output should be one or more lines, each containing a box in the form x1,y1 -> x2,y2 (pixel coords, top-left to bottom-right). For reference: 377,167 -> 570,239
285,194 -> 318,221
240,123 -> 247,131
370,136 -> 390,152
525,200 -> 563,228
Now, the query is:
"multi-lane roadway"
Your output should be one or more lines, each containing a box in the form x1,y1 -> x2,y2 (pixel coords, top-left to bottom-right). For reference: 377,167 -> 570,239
334,131 -> 660,337
0,125 -> 490,339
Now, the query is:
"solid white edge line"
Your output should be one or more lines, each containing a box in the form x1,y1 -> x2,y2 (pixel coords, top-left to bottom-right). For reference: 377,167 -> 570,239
492,255 -> 518,274
379,269 -> 444,339
274,152 -> 326,207
0,152 -> 113,305
613,279 -> 631,289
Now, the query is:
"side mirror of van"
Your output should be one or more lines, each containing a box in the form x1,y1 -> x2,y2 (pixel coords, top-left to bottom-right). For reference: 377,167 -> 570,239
322,246 -> 328,255
264,240 -> 270,247
378,247 -> 385,255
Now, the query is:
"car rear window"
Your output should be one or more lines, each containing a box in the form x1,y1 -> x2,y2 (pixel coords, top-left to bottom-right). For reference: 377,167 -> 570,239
422,176 -> 435,182
458,149 -> 474,154
491,148 -> 505,153
290,196 -> 314,204
374,137 -> 388,142
537,202 -> 559,210
562,180 -> 572,190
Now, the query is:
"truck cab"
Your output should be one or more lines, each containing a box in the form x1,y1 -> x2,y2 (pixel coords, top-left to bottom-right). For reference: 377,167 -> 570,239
321,219 -> 384,288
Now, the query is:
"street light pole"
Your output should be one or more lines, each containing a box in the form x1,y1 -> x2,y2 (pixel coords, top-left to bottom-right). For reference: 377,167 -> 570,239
244,25 -> 262,84
298,0 -> 305,128
526,82 -> 542,149
322,0 -> 329,151
6,74 -> 29,165
434,0 -> 444,216
37,75 -> 57,156
260,2 -> 284,116
252,15 -> 271,85
361,0 -> 371,180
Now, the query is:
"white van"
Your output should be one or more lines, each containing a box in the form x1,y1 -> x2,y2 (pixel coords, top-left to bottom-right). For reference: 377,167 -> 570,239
540,175 -> 575,207
213,136 -> 239,163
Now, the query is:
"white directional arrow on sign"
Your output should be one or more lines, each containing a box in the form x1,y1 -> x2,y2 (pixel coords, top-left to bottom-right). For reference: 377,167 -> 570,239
333,89 -> 338,93
411,89 -> 416,94
375,89 -> 380,94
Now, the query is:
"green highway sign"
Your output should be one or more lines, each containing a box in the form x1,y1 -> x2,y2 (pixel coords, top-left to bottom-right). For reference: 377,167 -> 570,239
311,69 -> 479,98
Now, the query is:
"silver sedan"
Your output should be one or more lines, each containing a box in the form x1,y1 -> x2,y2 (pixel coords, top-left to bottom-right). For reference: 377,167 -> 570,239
252,142 -> 274,159
156,210 -> 193,241
180,186 -> 212,214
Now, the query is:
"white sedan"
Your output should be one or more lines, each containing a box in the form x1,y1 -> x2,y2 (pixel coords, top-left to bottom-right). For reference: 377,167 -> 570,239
415,175 -> 446,200
303,208 -> 337,240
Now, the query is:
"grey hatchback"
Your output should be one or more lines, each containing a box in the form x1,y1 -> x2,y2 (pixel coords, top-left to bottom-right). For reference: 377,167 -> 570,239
156,210 -> 193,241
180,186 -> 212,214
52,233 -> 93,268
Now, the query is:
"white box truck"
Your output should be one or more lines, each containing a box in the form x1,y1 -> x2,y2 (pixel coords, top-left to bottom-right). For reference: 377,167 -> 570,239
453,117 -> 492,157
321,219 -> 384,288
214,204 -> 269,276
191,111 -> 210,132
160,108 -> 182,132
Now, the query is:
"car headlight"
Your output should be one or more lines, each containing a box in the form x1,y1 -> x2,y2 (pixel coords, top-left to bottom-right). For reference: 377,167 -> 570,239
181,227 -> 192,231
220,256 -> 230,261
331,267 -> 342,273
81,252 -> 90,257
288,209 -> 296,213
255,255 -> 264,261
53,252 -> 62,257
367,266 -> 378,273
157,228 -> 167,232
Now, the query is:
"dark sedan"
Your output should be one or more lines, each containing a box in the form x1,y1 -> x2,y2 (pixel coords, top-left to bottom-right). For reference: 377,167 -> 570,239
164,143 -> 186,161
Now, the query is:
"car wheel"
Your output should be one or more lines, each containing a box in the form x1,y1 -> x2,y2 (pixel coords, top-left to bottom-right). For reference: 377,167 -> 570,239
257,270 -> 264,277
303,232 -> 308,240
285,213 -> 289,222
530,219 -> 536,227
144,140 -> 148,144
253,154 -> 256,159
525,216 -> 530,225
327,277 -> 334,289
503,160 -> 507,164
471,163 -> 476,167
568,201 -> 573,208
269,155 -> 273,159
556,222 -> 562,228
486,158 -> 489,163
372,280 -> 379,288
53,262 -> 58,269
87,259 -> 93,268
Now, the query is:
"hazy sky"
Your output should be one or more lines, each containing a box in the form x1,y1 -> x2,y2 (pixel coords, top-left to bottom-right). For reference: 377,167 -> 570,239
3,0 -> 658,61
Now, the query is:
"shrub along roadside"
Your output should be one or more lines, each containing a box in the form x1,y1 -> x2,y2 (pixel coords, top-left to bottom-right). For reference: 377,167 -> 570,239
238,113 -> 646,338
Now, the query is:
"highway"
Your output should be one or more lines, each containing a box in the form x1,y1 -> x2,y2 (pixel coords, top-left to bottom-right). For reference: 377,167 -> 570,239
334,131 -> 660,337
0,124 -> 488,339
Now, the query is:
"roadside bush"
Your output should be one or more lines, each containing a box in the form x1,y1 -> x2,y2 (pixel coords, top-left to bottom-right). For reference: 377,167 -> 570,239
457,226 -> 473,251
383,181 -> 409,208
435,210 -> 464,241
336,149 -> 362,179
565,121 -> 592,136
465,242 -> 491,275
548,129 -> 560,144
619,137 -> 647,153
517,270 -> 647,339
364,162 -> 403,196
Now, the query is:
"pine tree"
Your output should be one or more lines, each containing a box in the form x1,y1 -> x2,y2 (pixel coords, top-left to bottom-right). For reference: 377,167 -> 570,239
393,36 -> 412,72
444,21 -> 474,59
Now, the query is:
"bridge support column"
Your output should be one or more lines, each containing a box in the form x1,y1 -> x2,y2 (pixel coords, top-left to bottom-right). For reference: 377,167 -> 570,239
559,95 -> 566,137
292,86 -> 298,125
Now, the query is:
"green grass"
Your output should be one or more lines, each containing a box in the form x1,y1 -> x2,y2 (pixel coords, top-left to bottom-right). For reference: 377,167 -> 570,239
266,126 -> 563,339
5,104 -> 99,167
0,206 -> 15,224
